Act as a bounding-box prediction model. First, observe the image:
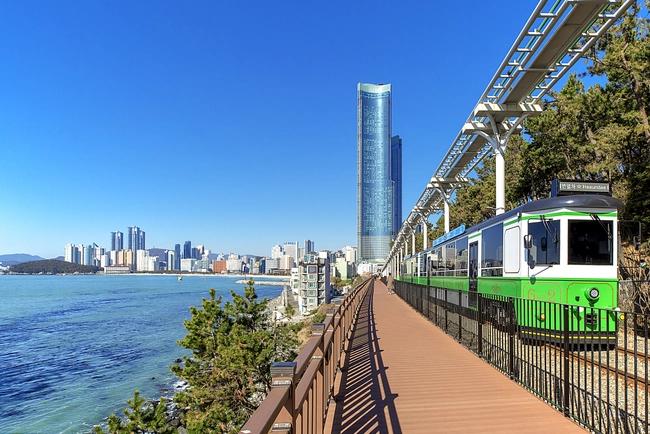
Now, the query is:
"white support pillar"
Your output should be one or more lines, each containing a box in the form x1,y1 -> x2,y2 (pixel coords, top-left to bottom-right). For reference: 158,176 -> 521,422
444,199 -> 450,233
422,216 -> 428,250
495,149 -> 505,215
411,232 -> 416,256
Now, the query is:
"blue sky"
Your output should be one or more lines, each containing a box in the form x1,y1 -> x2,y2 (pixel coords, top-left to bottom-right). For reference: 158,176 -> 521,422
0,0 -> 552,258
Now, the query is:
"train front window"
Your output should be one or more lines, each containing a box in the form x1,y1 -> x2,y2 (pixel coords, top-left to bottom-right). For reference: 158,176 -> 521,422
568,219 -> 613,265
528,220 -> 560,265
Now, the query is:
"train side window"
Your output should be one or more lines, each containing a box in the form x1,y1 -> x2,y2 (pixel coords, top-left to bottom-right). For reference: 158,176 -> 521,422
504,226 -> 520,273
456,237 -> 468,277
568,219 -> 613,265
445,242 -> 456,276
481,223 -> 503,276
528,220 -> 561,266
436,247 -> 445,276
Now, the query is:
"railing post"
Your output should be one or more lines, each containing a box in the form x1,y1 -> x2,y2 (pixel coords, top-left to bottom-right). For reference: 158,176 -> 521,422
270,361 -> 297,434
562,304 -> 571,417
508,297 -> 515,378
458,290 -> 463,343
477,294 -> 483,357
444,289 -> 448,332
311,323 -> 325,434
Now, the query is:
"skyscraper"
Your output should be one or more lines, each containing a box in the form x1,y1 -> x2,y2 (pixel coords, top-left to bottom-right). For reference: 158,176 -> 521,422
391,135 -> 403,236
357,83 -> 393,263
183,241 -> 192,259
304,240 -> 315,254
111,231 -> 123,251
128,226 -> 145,251
283,241 -> 298,261
174,244 -> 181,270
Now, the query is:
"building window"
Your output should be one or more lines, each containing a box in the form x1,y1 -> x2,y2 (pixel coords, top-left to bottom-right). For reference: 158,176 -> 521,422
481,223 -> 503,276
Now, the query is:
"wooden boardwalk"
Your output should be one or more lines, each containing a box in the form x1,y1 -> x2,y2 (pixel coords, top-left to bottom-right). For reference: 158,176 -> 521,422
324,280 -> 585,434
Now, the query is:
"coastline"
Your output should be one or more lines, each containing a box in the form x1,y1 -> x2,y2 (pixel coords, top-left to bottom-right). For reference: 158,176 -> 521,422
0,272 -> 290,280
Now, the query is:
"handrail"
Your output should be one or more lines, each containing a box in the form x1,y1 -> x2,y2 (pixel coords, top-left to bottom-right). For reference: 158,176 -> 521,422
239,277 -> 373,434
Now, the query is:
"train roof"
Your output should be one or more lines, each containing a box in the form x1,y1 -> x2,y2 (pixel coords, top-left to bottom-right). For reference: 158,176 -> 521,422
412,194 -> 622,256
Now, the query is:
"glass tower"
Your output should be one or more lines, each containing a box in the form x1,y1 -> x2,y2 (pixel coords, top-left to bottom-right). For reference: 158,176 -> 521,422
111,231 -> 123,251
391,135 -> 402,237
357,83 -> 393,263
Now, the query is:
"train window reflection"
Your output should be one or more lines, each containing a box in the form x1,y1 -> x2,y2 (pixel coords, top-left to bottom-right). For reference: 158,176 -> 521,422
481,223 -> 503,276
568,220 -> 613,265
528,220 -> 560,265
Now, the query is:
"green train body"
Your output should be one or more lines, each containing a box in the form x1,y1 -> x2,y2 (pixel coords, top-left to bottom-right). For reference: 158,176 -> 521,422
396,194 -> 621,345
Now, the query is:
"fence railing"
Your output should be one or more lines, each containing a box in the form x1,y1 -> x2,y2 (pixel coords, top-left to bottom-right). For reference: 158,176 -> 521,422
395,280 -> 650,434
239,277 -> 373,434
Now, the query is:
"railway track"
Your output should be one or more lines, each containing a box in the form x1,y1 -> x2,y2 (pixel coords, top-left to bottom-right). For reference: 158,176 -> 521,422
617,345 -> 650,362
539,344 -> 649,387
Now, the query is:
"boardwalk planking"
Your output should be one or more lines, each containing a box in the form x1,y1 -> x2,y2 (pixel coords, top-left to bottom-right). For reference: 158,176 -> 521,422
324,280 -> 585,433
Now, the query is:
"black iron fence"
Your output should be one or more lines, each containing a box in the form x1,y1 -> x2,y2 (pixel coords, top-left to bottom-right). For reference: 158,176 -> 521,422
394,280 -> 649,434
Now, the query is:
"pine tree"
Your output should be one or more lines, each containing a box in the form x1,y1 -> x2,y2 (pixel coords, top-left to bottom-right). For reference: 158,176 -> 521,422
172,280 -> 298,433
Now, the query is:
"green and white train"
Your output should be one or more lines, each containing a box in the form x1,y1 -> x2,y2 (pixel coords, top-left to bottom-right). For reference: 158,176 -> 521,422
398,194 -> 621,345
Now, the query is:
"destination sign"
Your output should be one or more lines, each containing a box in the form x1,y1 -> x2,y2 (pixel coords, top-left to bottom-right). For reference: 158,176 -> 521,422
432,224 -> 466,248
551,179 -> 610,197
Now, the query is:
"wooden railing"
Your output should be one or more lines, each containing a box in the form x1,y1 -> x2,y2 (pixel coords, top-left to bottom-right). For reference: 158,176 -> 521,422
239,277 -> 373,434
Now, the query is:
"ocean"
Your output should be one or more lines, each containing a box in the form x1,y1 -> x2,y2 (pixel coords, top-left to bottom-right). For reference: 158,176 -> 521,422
0,274 -> 284,433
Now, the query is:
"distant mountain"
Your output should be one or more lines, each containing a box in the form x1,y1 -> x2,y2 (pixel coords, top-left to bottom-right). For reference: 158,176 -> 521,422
10,259 -> 98,274
0,253 -> 45,266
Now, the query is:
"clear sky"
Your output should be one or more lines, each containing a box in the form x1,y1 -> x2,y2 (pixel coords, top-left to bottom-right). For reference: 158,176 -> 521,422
0,0 -> 545,258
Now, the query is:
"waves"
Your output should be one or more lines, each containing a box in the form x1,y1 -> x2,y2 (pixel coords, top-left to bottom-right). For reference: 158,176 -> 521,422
0,274 -> 282,433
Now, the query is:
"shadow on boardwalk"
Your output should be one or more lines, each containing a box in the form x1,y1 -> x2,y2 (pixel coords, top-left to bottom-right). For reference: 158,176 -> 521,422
330,284 -> 402,434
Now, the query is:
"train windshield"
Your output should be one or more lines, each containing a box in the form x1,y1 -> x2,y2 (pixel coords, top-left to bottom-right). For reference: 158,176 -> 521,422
528,220 -> 560,265
568,219 -> 613,265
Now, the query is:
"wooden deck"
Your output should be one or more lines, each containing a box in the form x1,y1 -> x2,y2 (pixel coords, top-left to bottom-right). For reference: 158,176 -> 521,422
324,280 -> 585,433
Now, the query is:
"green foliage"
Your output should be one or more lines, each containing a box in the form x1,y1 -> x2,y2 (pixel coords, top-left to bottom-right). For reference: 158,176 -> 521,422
284,303 -> 296,319
311,309 -> 326,324
92,390 -> 173,434
10,259 -> 98,274
171,280 -> 298,433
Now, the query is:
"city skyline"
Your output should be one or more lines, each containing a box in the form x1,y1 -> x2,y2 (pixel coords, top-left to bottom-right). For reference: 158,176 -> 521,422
0,1 -> 541,258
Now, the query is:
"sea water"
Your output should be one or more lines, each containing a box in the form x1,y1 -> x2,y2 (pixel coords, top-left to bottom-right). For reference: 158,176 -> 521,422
0,274 -> 283,433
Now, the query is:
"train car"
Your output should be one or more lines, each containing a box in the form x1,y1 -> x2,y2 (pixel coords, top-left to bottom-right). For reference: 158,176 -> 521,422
397,193 -> 621,345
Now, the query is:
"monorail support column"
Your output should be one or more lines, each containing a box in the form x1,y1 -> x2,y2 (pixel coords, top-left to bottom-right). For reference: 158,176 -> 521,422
495,148 -> 505,216
444,199 -> 450,233
411,232 -> 416,256
422,216 -> 428,250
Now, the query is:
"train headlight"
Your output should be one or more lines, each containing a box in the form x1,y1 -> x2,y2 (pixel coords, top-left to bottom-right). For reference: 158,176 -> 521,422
586,287 -> 600,301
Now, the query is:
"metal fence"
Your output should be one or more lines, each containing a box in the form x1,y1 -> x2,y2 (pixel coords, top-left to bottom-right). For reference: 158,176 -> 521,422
239,277 -> 373,434
395,280 -> 649,434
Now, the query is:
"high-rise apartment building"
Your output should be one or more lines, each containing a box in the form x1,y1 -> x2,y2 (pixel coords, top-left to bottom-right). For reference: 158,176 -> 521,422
283,242 -> 298,261
357,82 -> 398,263
391,135 -> 403,236
344,245 -> 358,264
174,244 -> 181,270
128,226 -> 145,251
271,244 -> 283,259
111,231 -> 124,251
64,243 -> 78,263
297,253 -> 331,315
167,250 -> 176,271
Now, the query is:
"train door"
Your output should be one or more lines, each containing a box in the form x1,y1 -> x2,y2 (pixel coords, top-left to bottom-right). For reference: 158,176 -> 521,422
469,241 -> 479,308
